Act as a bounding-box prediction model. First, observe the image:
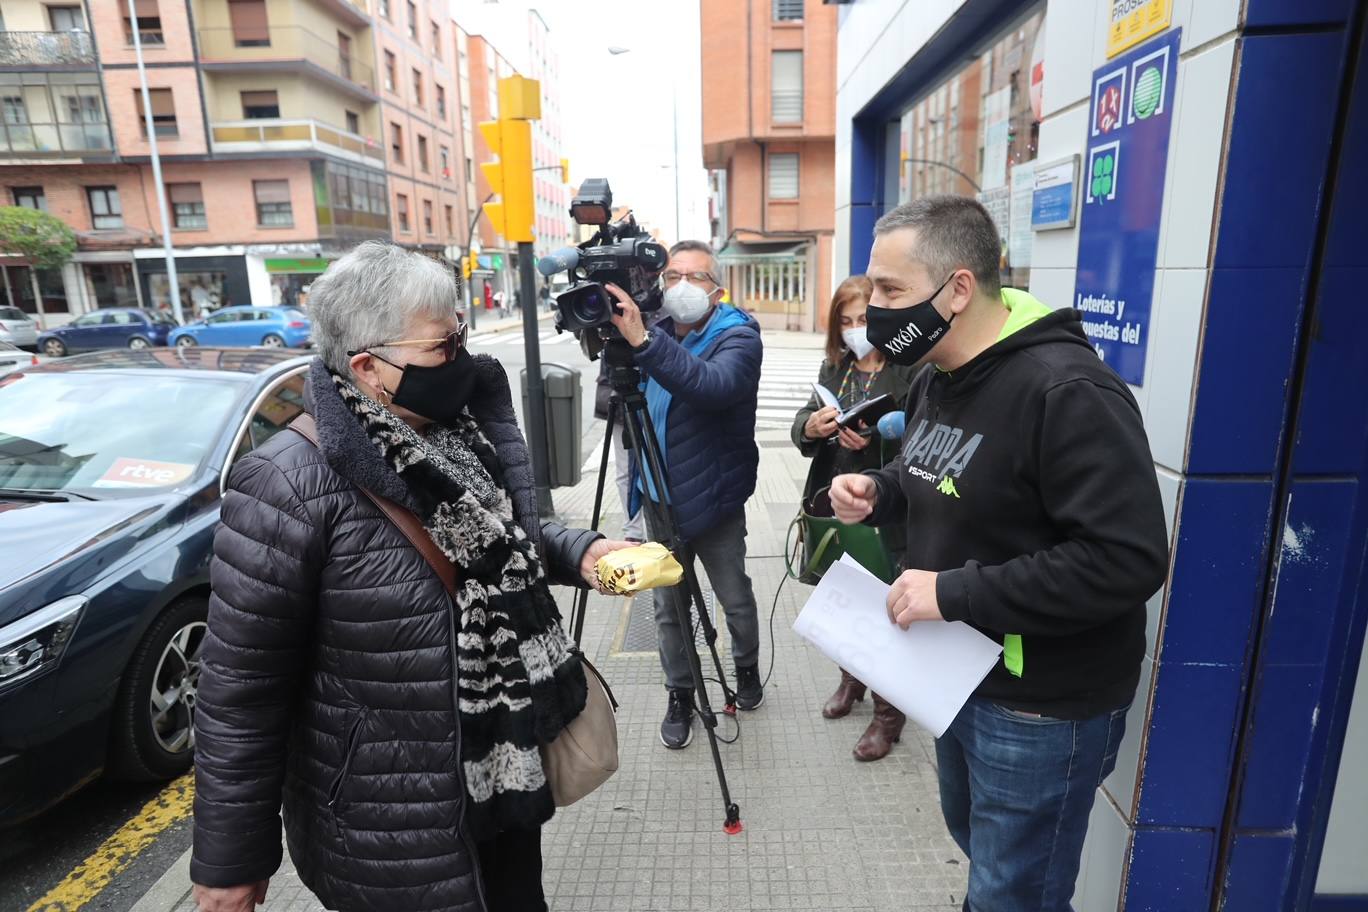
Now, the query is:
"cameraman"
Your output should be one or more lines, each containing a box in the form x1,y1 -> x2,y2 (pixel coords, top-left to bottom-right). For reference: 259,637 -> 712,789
603,241 -> 764,750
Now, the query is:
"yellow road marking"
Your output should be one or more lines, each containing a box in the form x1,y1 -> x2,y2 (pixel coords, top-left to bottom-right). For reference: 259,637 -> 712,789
27,772 -> 195,912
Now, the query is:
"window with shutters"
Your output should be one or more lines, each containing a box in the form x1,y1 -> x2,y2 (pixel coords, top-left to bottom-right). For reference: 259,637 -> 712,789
137,88 -> 177,138
423,199 -> 433,235
440,145 -> 450,177
773,0 -> 803,20
240,90 -> 279,119
431,22 -> 441,58
771,51 -> 803,124
412,68 -> 423,106
168,183 -> 206,229
253,179 -> 292,226
122,0 -> 163,45
228,0 -> 269,48
47,6 -> 85,31
345,110 -> 360,134
417,134 -> 429,173
337,32 -> 352,80
407,2 -> 417,40
435,84 -> 446,120
12,187 -> 46,211
378,0 -> 389,19
444,204 -> 454,234
87,186 -> 123,229
384,51 -> 397,92
390,122 -> 403,163
396,193 -> 410,232
768,153 -> 798,199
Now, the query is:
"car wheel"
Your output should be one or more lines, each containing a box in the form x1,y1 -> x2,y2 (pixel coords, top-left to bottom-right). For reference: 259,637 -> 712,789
128,335 -> 151,350
42,338 -> 66,357
175,335 -> 198,348
107,595 -> 208,781
261,334 -> 286,348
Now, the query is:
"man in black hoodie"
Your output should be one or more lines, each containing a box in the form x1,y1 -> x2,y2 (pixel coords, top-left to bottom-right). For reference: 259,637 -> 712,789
830,195 -> 1169,911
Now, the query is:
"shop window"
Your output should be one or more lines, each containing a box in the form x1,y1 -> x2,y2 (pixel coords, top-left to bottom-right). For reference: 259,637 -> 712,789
254,179 -> 292,226
12,186 -> 46,211
768,153 -> 798,199
228,0 -> 270,48
151,272 -> 228,314
136,87 -> 176,138
122,0 -> 163,45
396,193 -> 410,232
771,51 -> 802,124
4,264 -> 69,315
896,10 -> 1044,289
772,0 -> 803,21
84,262 -> 138,308
240,90 -> 279,119
169,182 -> 206,229
87,185 -> 122,229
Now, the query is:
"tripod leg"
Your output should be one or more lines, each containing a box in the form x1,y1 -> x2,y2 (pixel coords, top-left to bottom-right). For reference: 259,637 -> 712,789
569,403 -> 617,647
620,393 -> 742,834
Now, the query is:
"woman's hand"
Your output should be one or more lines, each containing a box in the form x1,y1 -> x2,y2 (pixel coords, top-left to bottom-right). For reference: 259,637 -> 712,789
604,283 -> 647,348
579,538 -> 638,593
193,881 -> 268,912
804,405 -> 839,440
837,426 -> 870,451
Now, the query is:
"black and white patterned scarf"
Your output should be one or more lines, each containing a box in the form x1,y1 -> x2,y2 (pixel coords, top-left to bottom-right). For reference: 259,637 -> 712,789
331,372 -> 586,839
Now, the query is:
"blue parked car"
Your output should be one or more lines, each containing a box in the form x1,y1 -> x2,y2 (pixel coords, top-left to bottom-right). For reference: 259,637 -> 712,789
0,347 -> 310,825
38,308 -> 176,357
169,305 -> 312,350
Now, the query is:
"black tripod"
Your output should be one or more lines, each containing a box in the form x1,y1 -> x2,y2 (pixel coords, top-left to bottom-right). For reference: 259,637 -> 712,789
567,338 -> 743,835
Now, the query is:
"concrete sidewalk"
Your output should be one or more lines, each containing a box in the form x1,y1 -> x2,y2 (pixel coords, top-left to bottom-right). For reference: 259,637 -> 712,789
136,423 -> 967,912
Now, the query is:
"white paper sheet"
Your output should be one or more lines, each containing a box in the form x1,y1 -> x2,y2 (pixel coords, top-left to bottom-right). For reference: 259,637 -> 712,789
812,382 -> 842,415
792,554 -> 1003,738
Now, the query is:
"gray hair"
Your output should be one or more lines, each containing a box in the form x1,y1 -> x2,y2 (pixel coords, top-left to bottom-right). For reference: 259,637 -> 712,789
873,195 -> 1002,297
668,239 -> 722,283
307,241 -> 460,376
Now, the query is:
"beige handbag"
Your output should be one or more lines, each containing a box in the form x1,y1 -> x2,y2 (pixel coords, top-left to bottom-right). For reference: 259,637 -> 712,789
541,656 -> 619,806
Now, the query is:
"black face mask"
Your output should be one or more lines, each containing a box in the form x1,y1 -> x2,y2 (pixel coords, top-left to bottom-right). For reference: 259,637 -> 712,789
373,347 -> 478,425
864,274 -> 956,366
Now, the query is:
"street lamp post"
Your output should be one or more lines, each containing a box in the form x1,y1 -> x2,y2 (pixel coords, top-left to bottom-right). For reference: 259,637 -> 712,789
127,0 -> 183,324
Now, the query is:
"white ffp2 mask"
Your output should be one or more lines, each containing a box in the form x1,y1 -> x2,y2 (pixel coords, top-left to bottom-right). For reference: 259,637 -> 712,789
841,326 -> 875,359
662,280 -> 714,324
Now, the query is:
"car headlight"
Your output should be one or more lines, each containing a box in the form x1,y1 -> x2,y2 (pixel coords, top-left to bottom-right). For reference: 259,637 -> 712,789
0,596 -> 87,694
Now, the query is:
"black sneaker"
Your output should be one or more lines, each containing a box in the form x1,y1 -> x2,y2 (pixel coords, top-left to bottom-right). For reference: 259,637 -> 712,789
734,663 -> 764,711
660,688 -> 694,749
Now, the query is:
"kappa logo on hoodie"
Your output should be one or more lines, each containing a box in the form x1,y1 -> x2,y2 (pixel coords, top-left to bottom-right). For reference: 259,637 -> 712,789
901,418 -> 982,494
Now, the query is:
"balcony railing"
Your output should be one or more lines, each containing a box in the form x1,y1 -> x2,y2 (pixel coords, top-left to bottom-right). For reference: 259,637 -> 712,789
0,120 -> 112,156
197,26 -> 375,93
0,30 -> 95,67
210,118 -> 384,165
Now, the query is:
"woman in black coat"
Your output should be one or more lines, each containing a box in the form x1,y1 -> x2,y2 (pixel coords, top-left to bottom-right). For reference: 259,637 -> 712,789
791,275 -> 915,762
190,242 -> 631,912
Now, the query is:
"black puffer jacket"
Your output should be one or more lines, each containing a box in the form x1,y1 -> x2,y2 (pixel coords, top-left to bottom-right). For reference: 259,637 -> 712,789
190,356 -> 600,912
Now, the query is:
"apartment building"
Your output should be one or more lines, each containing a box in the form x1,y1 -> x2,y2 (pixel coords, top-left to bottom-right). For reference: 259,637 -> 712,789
700,0 -> 836,331
0,0 -> 478,325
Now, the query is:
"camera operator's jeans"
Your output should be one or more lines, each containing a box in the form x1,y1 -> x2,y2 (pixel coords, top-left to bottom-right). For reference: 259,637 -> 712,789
643,504 -> 761,690
937,697 -> 1129,912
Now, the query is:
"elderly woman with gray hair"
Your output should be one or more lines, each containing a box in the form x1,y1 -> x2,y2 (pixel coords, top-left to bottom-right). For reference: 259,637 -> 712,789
189,242 -> 630,912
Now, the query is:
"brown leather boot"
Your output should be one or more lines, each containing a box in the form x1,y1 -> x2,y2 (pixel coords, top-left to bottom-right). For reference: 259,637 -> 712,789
853,694 -> 906,761
821,669 -> 867,720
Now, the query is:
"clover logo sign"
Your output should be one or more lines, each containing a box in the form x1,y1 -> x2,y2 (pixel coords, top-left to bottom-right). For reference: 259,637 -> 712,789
1086,142 -> 1120,204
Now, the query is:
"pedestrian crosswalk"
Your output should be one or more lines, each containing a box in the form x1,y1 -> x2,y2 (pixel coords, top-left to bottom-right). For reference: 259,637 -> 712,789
756,345 -> 824,429
467,328 -> 580,348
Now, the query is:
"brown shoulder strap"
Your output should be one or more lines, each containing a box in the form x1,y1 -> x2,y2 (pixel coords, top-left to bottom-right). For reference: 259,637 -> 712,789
289,415 -> 459,596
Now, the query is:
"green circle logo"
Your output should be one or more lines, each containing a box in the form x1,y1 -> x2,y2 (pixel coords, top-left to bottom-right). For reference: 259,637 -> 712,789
1091,152 -> 1115,198
1133,67 -> 1162,119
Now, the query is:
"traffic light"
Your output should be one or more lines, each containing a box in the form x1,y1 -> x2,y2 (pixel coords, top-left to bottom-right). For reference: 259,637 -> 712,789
461,253 -> 474,279
560,157 -> 570,185
478,117 -> 534,243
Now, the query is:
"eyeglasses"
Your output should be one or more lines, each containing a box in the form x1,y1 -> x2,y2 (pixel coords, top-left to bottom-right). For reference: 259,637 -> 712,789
661,270 -> 717,288
349,323 -> 468,362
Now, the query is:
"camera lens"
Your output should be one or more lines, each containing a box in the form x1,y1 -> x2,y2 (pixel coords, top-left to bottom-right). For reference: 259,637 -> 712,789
570,287 -> 608,327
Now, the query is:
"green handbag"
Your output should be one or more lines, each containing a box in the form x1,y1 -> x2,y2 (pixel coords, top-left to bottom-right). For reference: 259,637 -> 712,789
785,441 -> 898,585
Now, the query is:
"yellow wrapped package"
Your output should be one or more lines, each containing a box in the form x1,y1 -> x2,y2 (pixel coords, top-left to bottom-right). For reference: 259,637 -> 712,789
595,542 -> 685,595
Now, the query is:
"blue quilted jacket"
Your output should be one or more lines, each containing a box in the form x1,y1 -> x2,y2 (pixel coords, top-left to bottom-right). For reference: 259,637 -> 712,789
632,308 -> 763,541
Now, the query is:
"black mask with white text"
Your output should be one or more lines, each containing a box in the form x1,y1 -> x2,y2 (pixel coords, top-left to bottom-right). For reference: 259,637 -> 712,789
864,275 -> 955,366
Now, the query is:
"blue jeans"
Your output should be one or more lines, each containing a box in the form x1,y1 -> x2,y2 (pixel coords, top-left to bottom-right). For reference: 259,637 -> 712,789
936,698 -> 1128,912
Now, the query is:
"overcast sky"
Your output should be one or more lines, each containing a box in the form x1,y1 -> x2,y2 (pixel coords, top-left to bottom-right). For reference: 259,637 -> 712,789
452,0 -> 711,245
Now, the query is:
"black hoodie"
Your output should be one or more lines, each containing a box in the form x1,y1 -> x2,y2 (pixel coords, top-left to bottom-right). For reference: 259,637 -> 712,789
864,306 -> 1170,719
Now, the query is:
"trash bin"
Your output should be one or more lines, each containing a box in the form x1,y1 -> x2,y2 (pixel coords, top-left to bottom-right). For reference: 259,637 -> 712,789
521,361 -> 581,488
